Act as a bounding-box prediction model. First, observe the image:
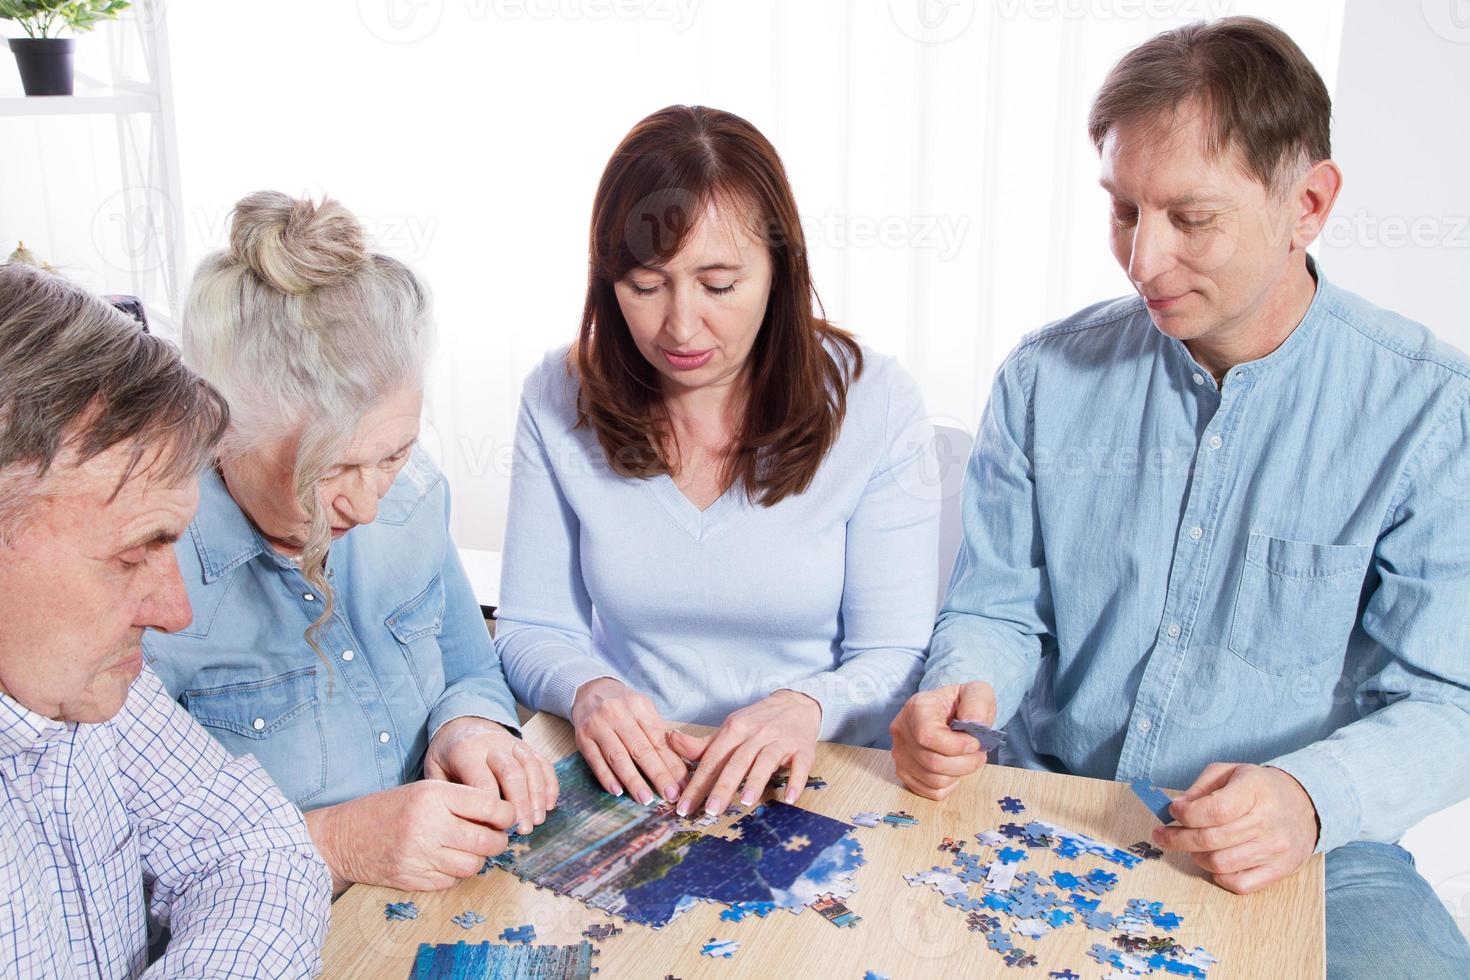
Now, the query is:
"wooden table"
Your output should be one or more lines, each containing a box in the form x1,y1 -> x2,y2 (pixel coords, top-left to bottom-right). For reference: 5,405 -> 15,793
321,714 -> 1324,978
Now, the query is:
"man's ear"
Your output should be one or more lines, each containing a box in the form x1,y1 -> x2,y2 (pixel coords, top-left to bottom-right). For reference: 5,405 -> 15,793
1291,159 -> 1343,250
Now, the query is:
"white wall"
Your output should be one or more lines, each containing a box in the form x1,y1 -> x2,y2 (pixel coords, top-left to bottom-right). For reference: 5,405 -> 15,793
1322,0 -> 1470,939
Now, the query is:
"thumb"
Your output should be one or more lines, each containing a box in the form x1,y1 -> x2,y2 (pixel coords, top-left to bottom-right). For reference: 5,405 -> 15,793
954,681 -> 997,727
667,729 -> 709,762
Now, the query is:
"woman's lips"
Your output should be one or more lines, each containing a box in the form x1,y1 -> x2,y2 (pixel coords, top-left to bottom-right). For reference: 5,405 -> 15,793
661,348 -> 715,370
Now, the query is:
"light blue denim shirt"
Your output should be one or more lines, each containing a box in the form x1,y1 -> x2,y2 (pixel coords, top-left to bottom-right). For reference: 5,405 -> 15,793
923,259 -> 1470,854
143,449 -> 519,811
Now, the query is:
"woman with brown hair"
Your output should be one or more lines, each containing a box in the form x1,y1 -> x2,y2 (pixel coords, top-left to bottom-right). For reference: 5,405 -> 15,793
495,105 -> 940,819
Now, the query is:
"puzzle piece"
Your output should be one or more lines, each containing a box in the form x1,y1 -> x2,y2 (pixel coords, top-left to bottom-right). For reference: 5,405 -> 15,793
1084,910 -> 1118,931
499,924 -> 536,944
997,847 -> 1027,864
450,910 -> 485,930
1128,840 -> 1164,860
1005,948 -> 1039,968
950,718 -> 1007,753
700,938 -> 740,959
1129,778 -> 1175,823
719,901 -> 776,922
384,901 -> 419,921
863,973 -> 891,980
998,796 -> 1026,814
986,930 -> 1015,953
851,811 -> 882,828
883,810 -> 919,827
1049,972 -> 1081,980
582,923 -> 622,941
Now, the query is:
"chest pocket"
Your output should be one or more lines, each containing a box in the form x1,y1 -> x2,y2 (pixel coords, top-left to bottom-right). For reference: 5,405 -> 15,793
182,666 -> 327,805
1228,533 -> 1373,675
386,574 -> 447,709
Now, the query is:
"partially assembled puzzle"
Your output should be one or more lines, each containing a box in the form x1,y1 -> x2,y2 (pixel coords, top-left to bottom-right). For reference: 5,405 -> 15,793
482,752 -> 865,930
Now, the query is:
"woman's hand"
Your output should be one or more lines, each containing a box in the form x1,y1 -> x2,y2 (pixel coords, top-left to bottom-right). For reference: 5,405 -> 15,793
570,677 -> 689,805
669,689 -> 822,817
425,716 -> 558,835
304,781 -> 516,893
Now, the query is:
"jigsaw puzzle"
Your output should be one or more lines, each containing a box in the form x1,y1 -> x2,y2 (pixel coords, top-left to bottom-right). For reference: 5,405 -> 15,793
483,752 -> 864,929
407,940 -> 597,979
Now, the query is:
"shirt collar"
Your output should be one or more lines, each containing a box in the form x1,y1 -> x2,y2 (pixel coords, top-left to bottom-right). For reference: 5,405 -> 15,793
189,466 -> 292,583
0,690 -> 68,757
1168,253 -> 1336,386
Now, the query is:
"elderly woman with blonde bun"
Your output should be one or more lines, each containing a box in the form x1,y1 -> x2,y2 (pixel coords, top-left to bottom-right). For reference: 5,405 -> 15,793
144,191 -> 557,894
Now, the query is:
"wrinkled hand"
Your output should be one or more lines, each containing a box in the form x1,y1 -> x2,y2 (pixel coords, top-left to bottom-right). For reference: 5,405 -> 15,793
571,677 -> 689,805
425,716 -> 558,835
305,780 -> 516,893
668,689 -> 822,817
890,681 -> 996,800
1153,762 -> 1319,894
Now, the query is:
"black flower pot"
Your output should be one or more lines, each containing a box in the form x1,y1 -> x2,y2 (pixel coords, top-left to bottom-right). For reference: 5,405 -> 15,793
8,37 -> 76,96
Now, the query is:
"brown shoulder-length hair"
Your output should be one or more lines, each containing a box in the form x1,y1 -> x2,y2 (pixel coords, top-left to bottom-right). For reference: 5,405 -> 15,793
572,104 -> 862,507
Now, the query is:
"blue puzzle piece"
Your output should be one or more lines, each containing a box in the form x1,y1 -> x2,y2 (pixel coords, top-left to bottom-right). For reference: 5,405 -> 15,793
1042,908 -> 1075,928
450,910 -> 485,930
1000,823 -> 1027,839
384,901 -> 419,921
983,893 -> 1013,912
1130,778 -> 1175,823
1068,894 -> 1099,912
997,847 -> 1027,865
1087,868 -> 1119,887
499,924 -> 536,944
1051,871 -> 1081,889
1087,944 -> 1125,968
998,796 -> 1026,814
1084,910 -> 1117,931
1055,839 -> 1083,860
1152,911 -> 1184,931
1050,972 -> 1082,980
986,930 -> 1014,953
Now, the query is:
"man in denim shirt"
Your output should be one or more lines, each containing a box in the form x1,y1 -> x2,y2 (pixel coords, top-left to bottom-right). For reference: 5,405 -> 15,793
891,18 -> 1470,976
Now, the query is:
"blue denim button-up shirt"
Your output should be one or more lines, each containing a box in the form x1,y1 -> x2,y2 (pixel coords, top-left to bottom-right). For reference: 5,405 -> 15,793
143,449 -> 519,811
923,260 -> 1470,853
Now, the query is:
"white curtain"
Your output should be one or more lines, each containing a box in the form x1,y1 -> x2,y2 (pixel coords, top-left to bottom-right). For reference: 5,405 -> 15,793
4,0 -> 1344,551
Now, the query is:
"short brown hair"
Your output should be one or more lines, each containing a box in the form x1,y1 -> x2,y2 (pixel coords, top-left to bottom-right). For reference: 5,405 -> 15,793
1088,16 -> 1331,191
573,104 -> 862,507
0,263 -> 229,538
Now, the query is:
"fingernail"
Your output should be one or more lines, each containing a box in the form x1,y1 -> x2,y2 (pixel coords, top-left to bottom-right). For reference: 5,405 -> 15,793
663,784 -> 680,802
739,792 -> 755,807
785,790 -> 797,804
676,801 -> 689,817
637,789 -> 653,806
609,783 -> 622,797
706,798 -> 723,816
519,821 -> 531,835
535,809 -> 545,823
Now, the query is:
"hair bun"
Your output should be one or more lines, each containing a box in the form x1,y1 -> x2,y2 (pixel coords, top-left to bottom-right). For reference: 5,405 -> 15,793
228,190 -> 367,295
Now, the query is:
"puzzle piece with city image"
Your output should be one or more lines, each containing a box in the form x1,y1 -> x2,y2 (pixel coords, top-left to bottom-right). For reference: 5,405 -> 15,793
484,751 -> 865,929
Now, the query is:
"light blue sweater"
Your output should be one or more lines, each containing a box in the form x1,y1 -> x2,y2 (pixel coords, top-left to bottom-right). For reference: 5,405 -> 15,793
494,344 -> 940,746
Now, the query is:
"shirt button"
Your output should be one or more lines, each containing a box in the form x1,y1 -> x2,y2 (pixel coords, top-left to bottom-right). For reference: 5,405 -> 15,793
341,650 -> 355,662
1189,526 -> 1203,540
378,731 -> 391,744
1192,373 -> 1205,386
302,592 -> 316,602
1166,623 -> 1181,639
1208,436 -> 1223,450
252,717 -> 266,732
1137,718 -> 1152,734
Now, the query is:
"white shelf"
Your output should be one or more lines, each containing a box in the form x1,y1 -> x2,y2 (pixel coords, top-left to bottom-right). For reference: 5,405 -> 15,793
0,88 -> 159,116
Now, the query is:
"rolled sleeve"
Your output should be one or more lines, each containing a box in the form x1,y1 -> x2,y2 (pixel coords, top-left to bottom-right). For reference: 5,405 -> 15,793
922,345 -> 1051,726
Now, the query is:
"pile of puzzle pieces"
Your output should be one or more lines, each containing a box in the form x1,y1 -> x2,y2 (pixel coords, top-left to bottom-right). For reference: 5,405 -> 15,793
900,797 -> 1220,976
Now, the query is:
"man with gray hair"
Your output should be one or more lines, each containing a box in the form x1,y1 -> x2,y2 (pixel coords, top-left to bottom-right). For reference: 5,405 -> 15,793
0,264 -> 331,977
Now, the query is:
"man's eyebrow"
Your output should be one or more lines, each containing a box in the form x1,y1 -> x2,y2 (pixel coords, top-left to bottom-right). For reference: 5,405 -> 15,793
1097,181 -> 1228,209
117,529 -> 182,552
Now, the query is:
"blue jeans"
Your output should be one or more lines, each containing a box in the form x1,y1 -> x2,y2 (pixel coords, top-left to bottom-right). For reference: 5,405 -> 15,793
1328,841 -> 1470,979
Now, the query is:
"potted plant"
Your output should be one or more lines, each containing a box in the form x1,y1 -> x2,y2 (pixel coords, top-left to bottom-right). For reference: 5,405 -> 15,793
1,0 -> 131,96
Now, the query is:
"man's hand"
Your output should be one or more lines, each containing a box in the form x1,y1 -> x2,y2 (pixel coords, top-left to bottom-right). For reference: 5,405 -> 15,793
890,681 -> 996,800
668,689 -> 822,817
304,781 -> 517,893
1152,762 -> 1319,894
570,677 -> 689,805
425,716 -> 558,835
